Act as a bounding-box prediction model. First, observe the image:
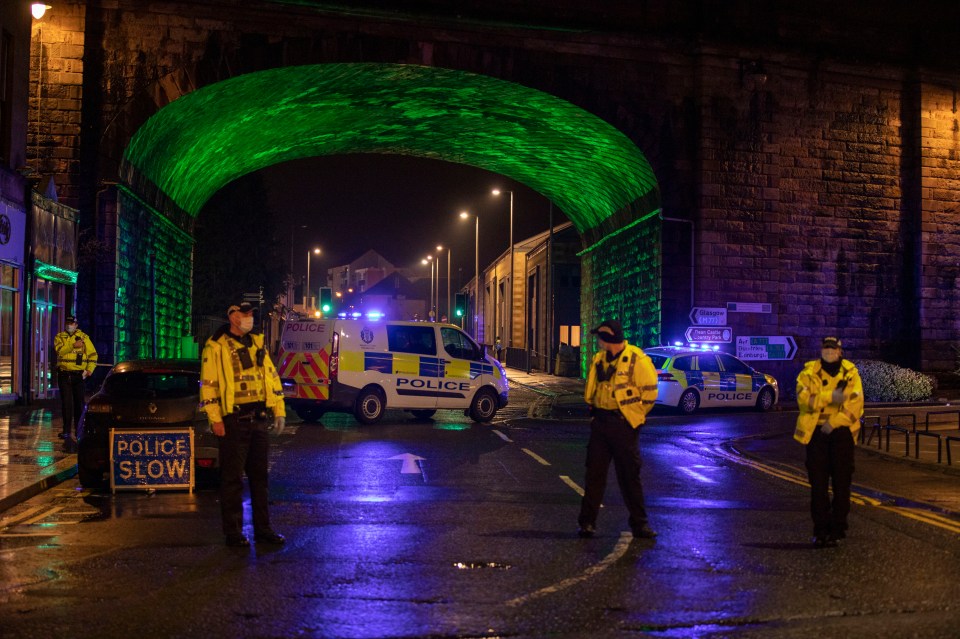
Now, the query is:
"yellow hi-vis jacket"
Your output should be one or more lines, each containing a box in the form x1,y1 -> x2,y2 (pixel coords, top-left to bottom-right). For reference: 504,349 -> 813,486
200,327 -> 286,425
584,342 -> 659,429
794,359 -> 864,444
54,329 -> 98,374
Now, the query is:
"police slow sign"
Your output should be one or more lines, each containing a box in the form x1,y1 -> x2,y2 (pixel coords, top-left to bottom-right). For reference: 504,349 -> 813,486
110,429 -> 194,493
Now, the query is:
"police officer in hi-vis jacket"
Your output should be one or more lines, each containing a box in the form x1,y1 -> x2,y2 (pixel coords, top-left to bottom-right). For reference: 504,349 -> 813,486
795,336 -> 864,548
578,319 -> 659,540
201,302 -> 287,547
54,315 -> 98,439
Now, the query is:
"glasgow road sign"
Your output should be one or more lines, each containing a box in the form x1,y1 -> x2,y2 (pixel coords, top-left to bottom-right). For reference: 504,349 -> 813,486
685,326 -> 733,343
689,307 -> 727,325
736,335 -> 797,360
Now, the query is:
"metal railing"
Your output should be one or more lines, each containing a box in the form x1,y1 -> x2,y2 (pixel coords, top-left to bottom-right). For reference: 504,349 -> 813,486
862,410 -> 960,464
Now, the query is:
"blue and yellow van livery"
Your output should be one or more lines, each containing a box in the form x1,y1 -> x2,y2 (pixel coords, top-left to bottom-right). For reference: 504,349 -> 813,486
279,319 -> 508,424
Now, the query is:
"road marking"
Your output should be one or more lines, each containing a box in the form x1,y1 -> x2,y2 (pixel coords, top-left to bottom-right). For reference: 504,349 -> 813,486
0,505 -> 46,528
521,448 -> 551,466
492,429 -> 513,442
505,531 -> 633,607
718,444 -> 960,535
387,453 -> 425,474
678,466 -> 715,484
881,507 -> 960,534
20,506 -> 64,526
559,475 -> 585,496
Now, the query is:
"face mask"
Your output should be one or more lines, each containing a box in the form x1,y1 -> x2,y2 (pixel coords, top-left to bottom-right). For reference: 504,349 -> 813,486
66,325 -> 77,334
821,349 -> 840,363
238,316 -> 254,334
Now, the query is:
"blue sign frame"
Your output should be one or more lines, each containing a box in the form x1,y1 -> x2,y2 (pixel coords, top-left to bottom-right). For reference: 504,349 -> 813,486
110,429 -> 195,493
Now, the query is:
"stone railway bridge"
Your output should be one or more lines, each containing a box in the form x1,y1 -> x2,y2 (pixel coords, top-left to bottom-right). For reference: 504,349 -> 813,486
27,0 -> 960,382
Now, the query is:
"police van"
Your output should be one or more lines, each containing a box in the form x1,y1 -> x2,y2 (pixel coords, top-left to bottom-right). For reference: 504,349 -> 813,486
277,318 -> 509,424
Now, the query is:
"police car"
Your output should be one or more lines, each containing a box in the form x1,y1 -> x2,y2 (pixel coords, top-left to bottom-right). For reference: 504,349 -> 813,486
645,345 -> 779,415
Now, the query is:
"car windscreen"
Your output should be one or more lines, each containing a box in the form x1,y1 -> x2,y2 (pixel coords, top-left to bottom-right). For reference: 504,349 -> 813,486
102,371 -> 199,400
647,354 -> 669,369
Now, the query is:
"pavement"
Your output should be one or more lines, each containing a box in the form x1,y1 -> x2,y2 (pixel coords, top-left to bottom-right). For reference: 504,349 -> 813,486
1,369 -> 958,516
0,398 -> 79,513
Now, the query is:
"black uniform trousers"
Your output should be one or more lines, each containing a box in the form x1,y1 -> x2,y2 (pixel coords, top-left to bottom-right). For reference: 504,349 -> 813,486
578,410 -> 649,531
58,370 -> 85,436
805,424 -> 855,538
218,412 -> 272,537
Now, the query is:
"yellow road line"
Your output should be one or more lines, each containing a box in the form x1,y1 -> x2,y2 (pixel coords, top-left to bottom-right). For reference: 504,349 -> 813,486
559,475 -> 585,496
720,446 -> 960,535
0,505 -> 46,528
21,506 -> 64,525
522,448 -> 551,466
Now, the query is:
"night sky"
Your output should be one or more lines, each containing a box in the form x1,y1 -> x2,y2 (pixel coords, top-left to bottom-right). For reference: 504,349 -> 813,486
256,154 -> 567,288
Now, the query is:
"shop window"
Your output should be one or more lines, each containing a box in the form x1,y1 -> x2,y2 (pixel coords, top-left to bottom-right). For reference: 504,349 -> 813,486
560,325 -> 581,347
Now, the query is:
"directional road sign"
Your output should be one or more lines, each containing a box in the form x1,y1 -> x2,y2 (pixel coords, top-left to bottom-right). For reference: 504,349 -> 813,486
736,336 -> 797,360
685,326 -> 733,343
689,307 -> 727,325
727,302 -> 771,313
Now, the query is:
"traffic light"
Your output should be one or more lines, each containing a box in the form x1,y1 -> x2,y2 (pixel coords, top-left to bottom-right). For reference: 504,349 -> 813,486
454,293 -> 467,318
319,287 -> 333,314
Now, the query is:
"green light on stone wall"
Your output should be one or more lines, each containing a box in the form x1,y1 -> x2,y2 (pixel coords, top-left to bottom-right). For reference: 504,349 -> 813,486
122,63 -> 658,232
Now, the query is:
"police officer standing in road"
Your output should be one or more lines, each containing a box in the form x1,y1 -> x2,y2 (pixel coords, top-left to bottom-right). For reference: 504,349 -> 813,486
54,315 -> 98,440
201,302 -> 287,547
578,320 -> 659,540
795,336 -> 864,548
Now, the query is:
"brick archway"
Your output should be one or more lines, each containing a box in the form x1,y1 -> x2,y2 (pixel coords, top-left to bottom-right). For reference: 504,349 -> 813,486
115,63 -> 661,360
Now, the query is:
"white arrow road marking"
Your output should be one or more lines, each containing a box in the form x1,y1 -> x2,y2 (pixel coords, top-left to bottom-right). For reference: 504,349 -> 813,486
388,453 -> 425,474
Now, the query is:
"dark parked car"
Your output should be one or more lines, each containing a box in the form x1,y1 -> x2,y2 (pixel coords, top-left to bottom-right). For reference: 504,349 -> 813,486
77,359 -> 219,488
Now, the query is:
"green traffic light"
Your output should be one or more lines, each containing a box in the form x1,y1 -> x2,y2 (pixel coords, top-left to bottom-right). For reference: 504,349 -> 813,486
322,304 -> 331,312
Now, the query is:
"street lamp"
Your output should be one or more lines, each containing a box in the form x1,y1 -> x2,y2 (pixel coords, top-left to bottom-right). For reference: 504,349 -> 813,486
459,210 -> 479,338
31,4 -> 51,20
492,188 -> 514,347
435,244 -> 451,320
421,255 -> 436,320
305,247 -> 321,309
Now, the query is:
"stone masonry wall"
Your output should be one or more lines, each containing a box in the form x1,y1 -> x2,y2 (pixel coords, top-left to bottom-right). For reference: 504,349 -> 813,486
28,1 -> 960,376
920,85 -> 960,372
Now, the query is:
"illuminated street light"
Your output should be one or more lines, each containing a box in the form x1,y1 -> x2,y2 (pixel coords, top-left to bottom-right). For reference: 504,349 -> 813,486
437,244 -> 450,322
31,4 -> 51,19
492,188 -> 514,347
305,247 -> 321,309
423,254 -> 437,320
459,210 -> 479,338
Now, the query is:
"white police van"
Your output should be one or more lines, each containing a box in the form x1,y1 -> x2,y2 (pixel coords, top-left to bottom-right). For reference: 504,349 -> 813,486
277,317 -> 509,424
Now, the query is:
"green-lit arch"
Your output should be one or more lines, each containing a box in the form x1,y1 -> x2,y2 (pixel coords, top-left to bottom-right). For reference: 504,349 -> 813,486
121,63 -> 658,232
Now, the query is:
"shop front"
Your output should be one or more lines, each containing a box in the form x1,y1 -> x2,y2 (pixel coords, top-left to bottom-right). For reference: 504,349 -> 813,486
29,190 -> 78,401
0,189 -> 26,404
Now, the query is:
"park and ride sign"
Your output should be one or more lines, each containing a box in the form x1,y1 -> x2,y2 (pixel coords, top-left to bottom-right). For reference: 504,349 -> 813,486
110,429 -> 194,493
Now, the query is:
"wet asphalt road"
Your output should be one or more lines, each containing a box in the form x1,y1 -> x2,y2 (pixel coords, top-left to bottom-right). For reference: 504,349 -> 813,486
1,389 -> 958,638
